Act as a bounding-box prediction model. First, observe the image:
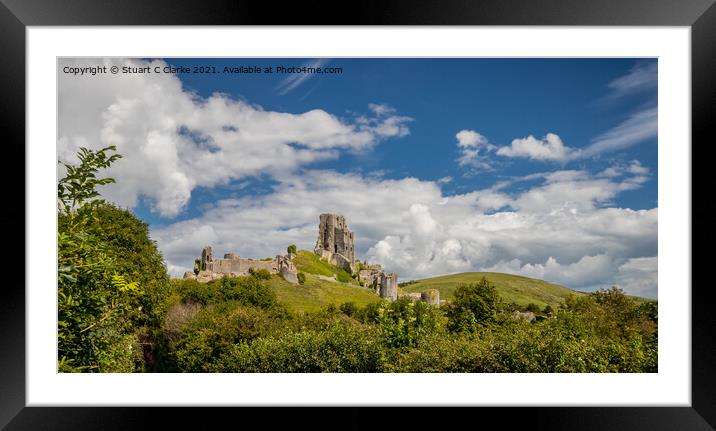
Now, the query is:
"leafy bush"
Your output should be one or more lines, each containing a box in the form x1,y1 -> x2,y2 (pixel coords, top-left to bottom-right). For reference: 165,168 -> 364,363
339,302 -> 358,317
297,272 -> 306,284
446,277 -> 499,332
376,299 -> 443,348
211,324 -> 385,372
57,145 -> 149,372
169,302 -> 278,372
219,276 -> 277,309
76,203 -> 171,328
287,244 -> 297,255
248,267 -> 272,280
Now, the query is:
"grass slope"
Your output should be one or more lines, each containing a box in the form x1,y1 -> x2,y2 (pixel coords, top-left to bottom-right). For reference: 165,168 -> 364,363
401,272 -> 584,309
266,274 -> 379,313
293,250 -> 358,285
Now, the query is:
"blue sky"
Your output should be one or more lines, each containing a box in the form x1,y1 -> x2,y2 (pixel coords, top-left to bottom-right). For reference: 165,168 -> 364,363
58,58 -> 658,297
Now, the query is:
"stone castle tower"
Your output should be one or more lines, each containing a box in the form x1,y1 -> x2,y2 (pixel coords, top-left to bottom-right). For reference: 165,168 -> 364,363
314,213 -> 356,271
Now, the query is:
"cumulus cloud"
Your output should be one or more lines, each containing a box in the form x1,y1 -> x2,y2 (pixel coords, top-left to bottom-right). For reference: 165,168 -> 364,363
58,58 -> 412,217
491,106 -> 657,164
613,257 -> 658,297
151,166 -> 658,298
496,133 -> 573,162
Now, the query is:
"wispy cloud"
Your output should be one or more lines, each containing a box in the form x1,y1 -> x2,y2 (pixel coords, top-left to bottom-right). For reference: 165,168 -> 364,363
579,106 -> 657,158
275,59 -> 328,96
606,61 -> 657,99
596,61 -> 657,107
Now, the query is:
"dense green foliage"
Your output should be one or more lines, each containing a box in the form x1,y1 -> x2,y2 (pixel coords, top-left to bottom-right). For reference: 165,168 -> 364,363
58,146 -> 168,372
58,147 -> 657,373
157,278 -> 656,373
445,277 -> 499,332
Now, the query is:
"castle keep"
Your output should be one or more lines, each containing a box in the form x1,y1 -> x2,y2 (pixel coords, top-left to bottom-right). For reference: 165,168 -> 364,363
314,213 -> 357,273
314,213 -> 398,301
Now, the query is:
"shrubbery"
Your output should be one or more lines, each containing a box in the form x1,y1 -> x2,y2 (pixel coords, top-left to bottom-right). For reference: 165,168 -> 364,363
339,301 -> 358,317
210,324 -> 385,372
58,146 -> 154,372
445,277 -> 499,333
248,267 -> 272,280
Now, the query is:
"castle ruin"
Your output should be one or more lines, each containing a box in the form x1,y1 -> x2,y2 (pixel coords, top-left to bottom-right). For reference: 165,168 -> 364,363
181,213 -> 440,306
183,245 -> 298,284
315,213 -> 398,301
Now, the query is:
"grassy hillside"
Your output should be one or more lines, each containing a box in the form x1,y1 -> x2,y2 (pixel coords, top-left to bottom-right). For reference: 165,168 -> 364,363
293,250 -> 358,285
401,272 -> 584,309
265,274 -> 379,313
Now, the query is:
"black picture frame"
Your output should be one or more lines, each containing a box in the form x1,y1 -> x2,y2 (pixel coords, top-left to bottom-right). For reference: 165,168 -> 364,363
3,0 -> 711,429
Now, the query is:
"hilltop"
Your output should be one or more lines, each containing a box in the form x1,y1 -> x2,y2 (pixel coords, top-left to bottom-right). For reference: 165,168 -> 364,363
260,250 -> 376,313
400,272 -> 585,309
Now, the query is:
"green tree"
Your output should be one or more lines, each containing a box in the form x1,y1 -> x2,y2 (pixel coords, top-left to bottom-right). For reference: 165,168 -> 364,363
376,298 -> 442,348
287,244 -> 297,255
297,272 -> 306,285
58,146 -> 144,372
446,277 -> 499,332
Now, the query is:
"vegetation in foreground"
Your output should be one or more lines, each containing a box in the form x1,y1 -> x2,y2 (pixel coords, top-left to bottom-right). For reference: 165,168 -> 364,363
58,146 -> 657,373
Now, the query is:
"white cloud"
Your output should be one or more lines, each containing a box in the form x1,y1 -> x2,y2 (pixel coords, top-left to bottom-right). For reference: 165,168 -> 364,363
605,61 -> 658,100
151,167 -> 657,298
489,105 -> 656,164
483,254 -> 618,289
613,257 -> 658,297
496,133 -> 574,162
58,58 -> 412,217
437,176 -> 453,185
580,107 -> 658,158
455,130 -> 496,170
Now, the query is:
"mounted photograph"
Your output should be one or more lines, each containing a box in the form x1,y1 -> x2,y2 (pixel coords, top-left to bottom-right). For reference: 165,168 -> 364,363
57,57 -> 658,373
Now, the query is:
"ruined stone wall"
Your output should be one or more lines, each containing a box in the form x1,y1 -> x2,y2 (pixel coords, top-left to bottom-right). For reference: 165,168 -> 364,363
187,245 -> 300,284
421,289 -> 440,306
238,258 -> 277,273
379,272 -> 398,301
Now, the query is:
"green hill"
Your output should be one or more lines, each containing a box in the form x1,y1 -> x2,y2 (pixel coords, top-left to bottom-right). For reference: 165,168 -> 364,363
265,274 -> 379,313
274,251 -> 598,312
400,272 -> 585,309
269,250 -> 377,312
293,250 -> 359,285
